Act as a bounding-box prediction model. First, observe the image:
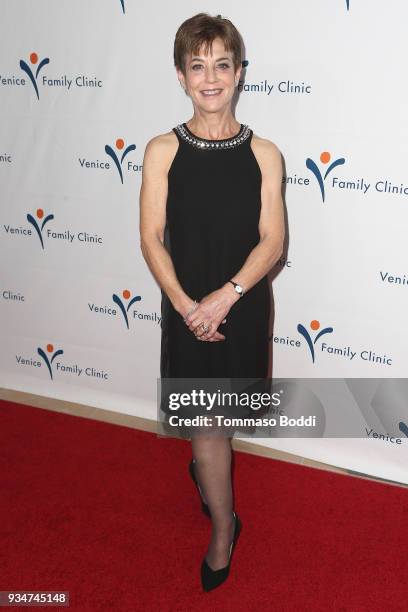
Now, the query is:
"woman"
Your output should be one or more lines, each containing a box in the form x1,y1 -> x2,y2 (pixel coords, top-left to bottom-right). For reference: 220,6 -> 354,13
140,13 -> 284,591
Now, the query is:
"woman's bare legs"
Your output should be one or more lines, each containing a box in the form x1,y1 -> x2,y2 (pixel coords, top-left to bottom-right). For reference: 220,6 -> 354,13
191,435 -> 235,570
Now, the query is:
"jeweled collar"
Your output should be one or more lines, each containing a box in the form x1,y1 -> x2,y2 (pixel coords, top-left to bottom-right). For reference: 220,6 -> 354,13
174,122 -> 251,150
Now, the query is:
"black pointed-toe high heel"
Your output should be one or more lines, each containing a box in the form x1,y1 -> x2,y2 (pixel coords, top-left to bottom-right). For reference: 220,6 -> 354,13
189,459 -> 211,518
201,511 -> 241,592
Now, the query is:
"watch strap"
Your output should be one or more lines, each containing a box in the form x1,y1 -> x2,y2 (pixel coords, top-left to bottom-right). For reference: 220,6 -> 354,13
228,280 -> 244,296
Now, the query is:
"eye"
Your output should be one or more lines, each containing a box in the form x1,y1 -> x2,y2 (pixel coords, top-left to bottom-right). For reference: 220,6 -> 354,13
217,63 -> 230,69
191,64 -> 203,70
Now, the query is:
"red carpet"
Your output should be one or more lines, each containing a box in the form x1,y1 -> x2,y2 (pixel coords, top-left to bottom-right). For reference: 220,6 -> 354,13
1,398 -> 407,611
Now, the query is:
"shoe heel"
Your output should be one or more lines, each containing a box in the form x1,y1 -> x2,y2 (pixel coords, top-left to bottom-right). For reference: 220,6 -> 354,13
200,511 -> 241,592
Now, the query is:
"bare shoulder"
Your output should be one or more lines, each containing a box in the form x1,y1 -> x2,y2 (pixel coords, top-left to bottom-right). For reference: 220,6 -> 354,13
142,129 -> 179,175
250,132 -> 282,165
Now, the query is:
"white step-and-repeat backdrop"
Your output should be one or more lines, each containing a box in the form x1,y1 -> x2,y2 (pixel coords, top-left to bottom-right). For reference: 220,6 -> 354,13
1,1 -> 407,484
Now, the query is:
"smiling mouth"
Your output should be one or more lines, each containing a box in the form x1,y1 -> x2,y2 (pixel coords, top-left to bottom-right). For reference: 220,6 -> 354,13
201,89 -> 223,96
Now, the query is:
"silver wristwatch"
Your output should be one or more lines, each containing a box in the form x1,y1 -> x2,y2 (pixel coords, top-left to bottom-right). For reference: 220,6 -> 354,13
228,280 -> 244,297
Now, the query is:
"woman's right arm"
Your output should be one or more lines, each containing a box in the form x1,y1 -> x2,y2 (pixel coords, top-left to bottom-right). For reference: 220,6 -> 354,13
139,133 -> 193,317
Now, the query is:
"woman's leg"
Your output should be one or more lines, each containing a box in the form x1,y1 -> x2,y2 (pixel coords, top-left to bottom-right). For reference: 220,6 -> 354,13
191,435 -> 236,570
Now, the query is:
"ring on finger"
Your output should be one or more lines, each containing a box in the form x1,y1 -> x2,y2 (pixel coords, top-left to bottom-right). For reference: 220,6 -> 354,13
195,321 -> 206,334
194,321 -> 210,337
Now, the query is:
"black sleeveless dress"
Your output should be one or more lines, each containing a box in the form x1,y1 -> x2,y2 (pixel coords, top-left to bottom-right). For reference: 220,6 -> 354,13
160,121 -> 271,386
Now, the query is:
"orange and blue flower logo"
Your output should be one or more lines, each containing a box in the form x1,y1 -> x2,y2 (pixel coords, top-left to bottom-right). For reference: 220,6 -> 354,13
297,319 -> 334,363
19,52 -> 49,100
27,208 -> 54,249
105,138 -> 136,183
112,289 -> 141,328
306,151 -> 345,202
38,343 -> 63,380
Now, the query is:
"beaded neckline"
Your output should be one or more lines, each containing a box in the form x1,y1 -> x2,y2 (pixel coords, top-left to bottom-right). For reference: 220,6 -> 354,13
174,122 -> 251,150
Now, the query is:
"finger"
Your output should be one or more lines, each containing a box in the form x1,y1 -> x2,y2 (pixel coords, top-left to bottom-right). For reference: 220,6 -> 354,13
196,321 -> 211,338
184,311 -> 197,325
193,318 -> 211,336
202,335 -> 221,342
188,310 -> 210,330
200,322 -> 213,339
203,330 -> 215,340
185,310 -> 200,327
210,331 -> 225,341
188,317 -> 203,332
197,327 -> 224,341
203,322 -> 225,340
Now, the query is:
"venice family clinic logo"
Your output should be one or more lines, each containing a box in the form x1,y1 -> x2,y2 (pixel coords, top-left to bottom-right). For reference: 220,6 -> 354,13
306,151 -> 346,202
27,209 -> 54,249
105,138 -> 136,184
297,319 -> 334,363
38,343 -> 64,380
19,52 -> 50,100
112,289 -> 142,329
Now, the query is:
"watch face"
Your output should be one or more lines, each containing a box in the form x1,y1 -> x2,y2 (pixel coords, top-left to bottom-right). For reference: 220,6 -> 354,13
235,284 -> 242,293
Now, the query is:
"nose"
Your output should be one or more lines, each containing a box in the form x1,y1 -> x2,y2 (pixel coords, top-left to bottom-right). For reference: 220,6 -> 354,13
205,65 -> 217,83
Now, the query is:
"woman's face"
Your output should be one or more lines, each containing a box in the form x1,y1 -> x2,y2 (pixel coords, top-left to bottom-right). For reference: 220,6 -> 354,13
177,37 -> 241,112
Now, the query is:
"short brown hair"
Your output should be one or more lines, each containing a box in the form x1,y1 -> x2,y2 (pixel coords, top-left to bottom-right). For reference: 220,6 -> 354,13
174,13 -> 243,75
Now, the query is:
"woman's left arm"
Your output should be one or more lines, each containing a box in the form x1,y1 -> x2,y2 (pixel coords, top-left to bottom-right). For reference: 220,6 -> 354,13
223,136 -> 285,294
185,137 -> 285,338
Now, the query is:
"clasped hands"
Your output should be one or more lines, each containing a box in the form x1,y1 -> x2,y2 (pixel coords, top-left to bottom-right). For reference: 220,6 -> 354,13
182,285 -> 239,342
